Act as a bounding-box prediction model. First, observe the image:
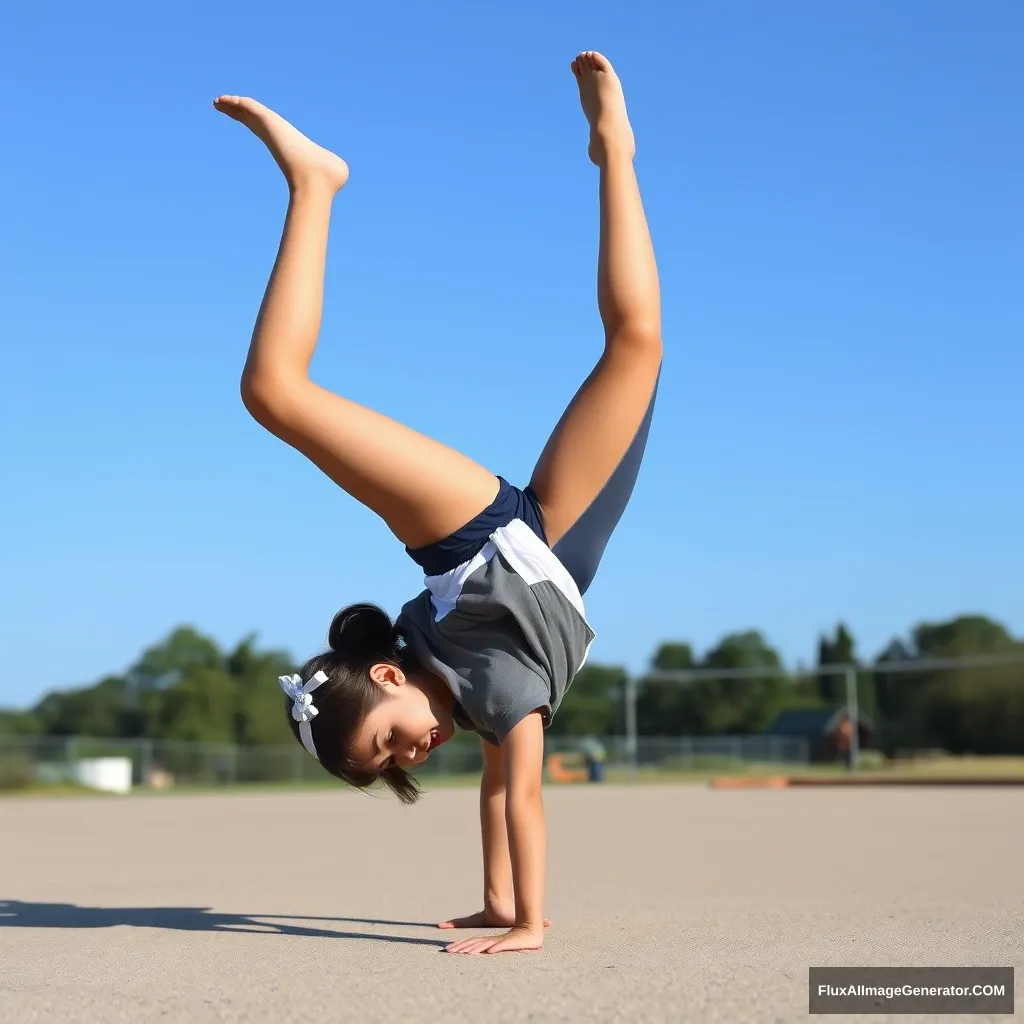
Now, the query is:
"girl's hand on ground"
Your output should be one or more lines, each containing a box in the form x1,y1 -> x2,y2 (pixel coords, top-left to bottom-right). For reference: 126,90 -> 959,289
438,908 -> 551,930
444,925 -> 545,955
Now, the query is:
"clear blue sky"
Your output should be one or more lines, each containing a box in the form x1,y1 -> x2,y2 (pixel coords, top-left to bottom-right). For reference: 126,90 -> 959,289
2,2 -> 1022,709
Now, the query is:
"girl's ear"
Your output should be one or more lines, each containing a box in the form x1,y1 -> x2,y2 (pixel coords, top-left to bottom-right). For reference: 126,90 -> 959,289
368,662 -> 406,689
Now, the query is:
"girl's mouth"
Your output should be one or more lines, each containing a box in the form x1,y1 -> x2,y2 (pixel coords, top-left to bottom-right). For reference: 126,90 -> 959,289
428,728 -> 442,750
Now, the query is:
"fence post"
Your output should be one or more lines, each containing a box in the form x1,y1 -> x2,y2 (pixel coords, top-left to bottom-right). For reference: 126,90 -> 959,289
843,663 -> 860,771
624,675 -> 638,780
139,739 -> 153,787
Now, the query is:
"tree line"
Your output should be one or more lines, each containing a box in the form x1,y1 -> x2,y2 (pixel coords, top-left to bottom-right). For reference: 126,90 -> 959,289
1,614 -> 1022,755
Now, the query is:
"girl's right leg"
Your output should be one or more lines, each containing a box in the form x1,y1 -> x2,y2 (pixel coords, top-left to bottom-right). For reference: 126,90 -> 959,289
214,97 -> 499,549
527,54 -> 663,591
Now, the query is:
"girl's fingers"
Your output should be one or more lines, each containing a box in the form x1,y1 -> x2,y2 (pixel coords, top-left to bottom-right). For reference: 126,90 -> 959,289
446,937 -> 493,954
445,937 -> 474,953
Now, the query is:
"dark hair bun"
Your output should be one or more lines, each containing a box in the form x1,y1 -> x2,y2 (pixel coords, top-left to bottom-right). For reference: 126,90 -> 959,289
328,603 -> 396,661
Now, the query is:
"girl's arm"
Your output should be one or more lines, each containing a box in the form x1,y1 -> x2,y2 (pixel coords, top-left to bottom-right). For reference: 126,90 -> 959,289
444,713 -> 547,954
438,740 -> 513,928
481,741 -> 515,914
502,713 -> 547,935
440,738 -> 553,934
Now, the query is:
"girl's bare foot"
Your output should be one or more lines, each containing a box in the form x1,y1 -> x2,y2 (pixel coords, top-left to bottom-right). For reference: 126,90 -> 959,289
213,96 -> 349,193
437,907 -> 552,930
570,51 -> 636,166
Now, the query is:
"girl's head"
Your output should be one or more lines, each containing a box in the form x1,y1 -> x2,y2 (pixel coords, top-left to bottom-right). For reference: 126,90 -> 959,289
285,603 -> 456,804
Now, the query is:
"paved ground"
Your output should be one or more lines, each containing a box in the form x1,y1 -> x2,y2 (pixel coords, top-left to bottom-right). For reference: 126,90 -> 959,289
1,784 -> 1020,1022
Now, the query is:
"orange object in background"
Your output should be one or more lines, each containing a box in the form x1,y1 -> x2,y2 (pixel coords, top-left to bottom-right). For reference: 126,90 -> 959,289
546,753 -> 588,784
710,776 -> 790,789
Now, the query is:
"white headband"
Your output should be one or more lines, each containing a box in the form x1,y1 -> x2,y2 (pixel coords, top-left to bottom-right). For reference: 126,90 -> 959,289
279,671 -> 329,761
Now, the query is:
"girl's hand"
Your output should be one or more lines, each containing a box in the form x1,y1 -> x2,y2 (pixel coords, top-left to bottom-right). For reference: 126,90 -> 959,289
438,907 -> 551,930
444,924 -> 545,955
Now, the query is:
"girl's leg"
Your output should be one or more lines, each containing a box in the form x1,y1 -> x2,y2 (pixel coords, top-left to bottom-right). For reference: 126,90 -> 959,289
528,54 -> 663,579
550,380 -> 657,595
214,97 -> 499,549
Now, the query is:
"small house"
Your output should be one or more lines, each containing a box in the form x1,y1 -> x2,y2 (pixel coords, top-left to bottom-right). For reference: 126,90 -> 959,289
764,707 -> 875,764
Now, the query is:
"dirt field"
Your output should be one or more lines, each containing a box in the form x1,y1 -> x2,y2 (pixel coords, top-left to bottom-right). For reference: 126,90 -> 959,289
1,784 -> 1020,1022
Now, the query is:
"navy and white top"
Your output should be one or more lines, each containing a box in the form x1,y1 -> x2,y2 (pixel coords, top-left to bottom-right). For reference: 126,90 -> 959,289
395,477 -> 595,746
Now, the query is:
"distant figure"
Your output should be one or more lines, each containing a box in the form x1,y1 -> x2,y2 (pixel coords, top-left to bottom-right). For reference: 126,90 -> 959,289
577,736 -> 608,782
214,51 -> 661,956
837,716 -> 854,769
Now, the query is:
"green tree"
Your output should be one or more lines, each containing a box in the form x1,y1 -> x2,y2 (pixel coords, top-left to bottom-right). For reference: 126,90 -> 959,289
22,626 -> 301,747
913,615 -> 1017,658
637,632 -> 789,736
549,664 -> 627,736
872,617 -> 1024,755
32,676 -> 137,738
225,635 -> 297,745
635,642 -> 696,735
872,635 -> 914,713
150,667 -> 240,744
817,623 -> 856,703
128,627 -> 223,692
0,711 -> 41,736
699,631 -> 787,733
652,642 -> 696,671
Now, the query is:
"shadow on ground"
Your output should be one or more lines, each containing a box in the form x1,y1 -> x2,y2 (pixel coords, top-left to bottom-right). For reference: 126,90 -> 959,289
0,900 -> 446,947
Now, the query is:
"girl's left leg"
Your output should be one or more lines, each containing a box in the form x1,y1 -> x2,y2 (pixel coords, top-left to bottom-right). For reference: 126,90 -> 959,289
213,96 -> 501,550
528,53 -> 662,590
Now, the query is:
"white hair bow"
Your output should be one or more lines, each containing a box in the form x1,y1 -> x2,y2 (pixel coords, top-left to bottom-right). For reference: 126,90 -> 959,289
279,671 -> 329,760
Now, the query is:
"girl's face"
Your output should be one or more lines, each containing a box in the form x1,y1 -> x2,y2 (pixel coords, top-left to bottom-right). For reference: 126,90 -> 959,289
350,664 -> 456,771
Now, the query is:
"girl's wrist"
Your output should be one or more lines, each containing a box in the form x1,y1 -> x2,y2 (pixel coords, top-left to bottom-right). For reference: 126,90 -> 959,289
513,919 -> 546,934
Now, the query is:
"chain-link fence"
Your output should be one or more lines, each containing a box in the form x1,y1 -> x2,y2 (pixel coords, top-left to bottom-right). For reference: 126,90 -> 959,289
627,655 -> 1024,772
0,735 -> 327,789
0,732 -> 810,792
7,654 -> 1020,793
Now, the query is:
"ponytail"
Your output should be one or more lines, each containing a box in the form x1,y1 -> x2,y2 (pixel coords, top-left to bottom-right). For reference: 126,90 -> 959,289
327,603 -> 399,664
